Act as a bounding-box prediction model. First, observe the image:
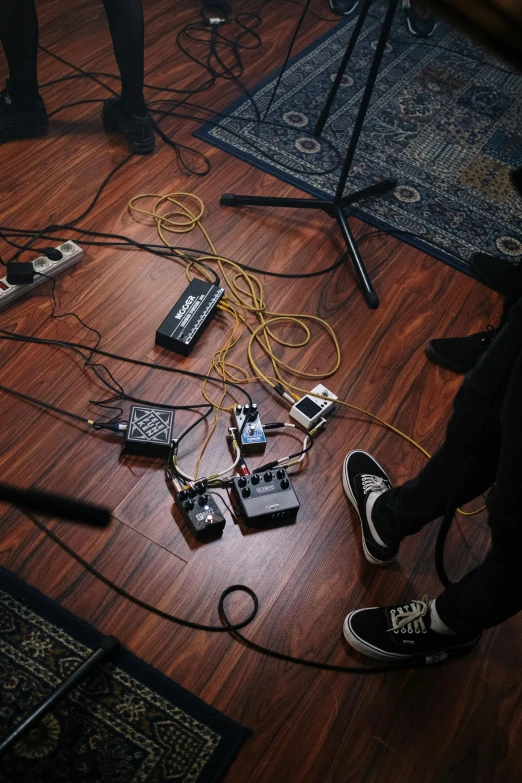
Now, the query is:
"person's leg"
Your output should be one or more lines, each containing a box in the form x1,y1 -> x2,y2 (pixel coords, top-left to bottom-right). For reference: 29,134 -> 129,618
100,0 -> 154,154
0,0 -> 47,142
101,0 -> 146,117
343,342 -> 522,661
435,345 -> 522,635
0,0 -> 39,106
372,296 -> 522,546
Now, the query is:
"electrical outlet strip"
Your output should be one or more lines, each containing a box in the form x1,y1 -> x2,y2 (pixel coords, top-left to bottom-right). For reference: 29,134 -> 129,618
0,241 -> 84,311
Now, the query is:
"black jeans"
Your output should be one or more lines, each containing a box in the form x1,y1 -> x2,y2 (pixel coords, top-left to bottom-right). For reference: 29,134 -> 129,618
373,295 -> 522,635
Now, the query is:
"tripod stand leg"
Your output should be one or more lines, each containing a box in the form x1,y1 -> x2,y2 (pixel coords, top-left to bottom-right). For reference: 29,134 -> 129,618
314,0 -> 373,138
335,205 -> 379,309
334,0 -> 399,203
341,178 -> 397,207
221,193 -> 329,210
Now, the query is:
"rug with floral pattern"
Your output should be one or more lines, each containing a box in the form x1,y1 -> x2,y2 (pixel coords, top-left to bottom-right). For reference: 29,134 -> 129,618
195,6 -> 522,276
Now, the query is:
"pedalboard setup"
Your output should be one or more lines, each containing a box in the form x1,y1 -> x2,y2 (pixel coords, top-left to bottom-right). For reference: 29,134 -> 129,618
290,384 -> 337,429
0,241 -> 84,311
122,406 -> 175,459
233,403 -> 266,453
230,468 -> 300,527
155,278 -> 225,356
175,481 -> 226,541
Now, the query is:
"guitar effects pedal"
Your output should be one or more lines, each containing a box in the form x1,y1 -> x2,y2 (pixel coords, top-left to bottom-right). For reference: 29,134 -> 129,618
230,469 -> 300,527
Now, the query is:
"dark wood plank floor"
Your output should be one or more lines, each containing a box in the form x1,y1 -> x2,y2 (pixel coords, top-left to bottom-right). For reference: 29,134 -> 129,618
0,1 -> 519,781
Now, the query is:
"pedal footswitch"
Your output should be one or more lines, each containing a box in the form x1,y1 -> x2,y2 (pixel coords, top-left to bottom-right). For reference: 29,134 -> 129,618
290,384 -> 337,430
175,482 -> 226,540
230,469 -> 299,527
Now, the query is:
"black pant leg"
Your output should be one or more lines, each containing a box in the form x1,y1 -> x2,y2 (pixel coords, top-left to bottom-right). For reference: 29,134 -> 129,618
436,343 -> 522,633
101,0 -> 146,116
373,296 -> 522,543
0,0 -> 39,104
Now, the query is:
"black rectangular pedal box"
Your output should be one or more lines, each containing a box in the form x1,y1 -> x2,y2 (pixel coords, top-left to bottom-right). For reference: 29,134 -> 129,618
155,279 -> 225,356
233,404 -> 266,453
175,483 -> 226,540
230,469 -> 300,527
122,405 -> 175,459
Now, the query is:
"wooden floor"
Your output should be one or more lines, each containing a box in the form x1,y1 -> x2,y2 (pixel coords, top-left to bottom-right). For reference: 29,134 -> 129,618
1,1 -> 520,781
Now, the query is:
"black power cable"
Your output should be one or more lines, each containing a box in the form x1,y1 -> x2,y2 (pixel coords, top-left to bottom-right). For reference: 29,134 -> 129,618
20,508 -> 437,672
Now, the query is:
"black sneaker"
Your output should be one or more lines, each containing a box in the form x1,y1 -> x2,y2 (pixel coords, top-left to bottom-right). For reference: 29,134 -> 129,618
470,253 -> 520,298
343,596 -> 481,661
425,326 -> 498,374
102,97 -> 155,155
342,450 -> 399,566
0,82 -> 48,143
330,0 -> 359,15
402,0 -> 437,37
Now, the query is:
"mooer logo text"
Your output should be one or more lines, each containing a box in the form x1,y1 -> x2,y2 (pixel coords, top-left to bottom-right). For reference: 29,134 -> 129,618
175,296 -> 196,319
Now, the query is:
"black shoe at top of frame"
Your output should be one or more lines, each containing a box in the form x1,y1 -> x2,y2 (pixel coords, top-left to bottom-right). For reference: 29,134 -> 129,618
425,326 -> 499,374
402,0 -> 437,37
102,97 -> 155,155
342,450 -> 399,566
470,253 -> 521,298
343,596 -> 481,661
0,81 -> 48,144
330,0 -> 359,16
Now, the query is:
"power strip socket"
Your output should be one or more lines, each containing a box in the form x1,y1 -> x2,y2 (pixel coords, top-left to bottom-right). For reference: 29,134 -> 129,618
0,241 -> 84,312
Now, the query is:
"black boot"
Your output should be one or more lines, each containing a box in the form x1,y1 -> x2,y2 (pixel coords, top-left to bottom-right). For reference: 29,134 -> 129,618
102,96 -> 154,155
425,326 -> 499,373
470,253 -> 520,298
0,81 -> 48,143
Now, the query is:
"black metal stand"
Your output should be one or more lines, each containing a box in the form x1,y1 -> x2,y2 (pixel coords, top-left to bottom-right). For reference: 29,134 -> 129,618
0,636 -> 119,756
220,0 -> 399,309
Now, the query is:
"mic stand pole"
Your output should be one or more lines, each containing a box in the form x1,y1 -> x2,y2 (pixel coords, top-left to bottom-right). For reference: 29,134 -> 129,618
221,0 -> 399,309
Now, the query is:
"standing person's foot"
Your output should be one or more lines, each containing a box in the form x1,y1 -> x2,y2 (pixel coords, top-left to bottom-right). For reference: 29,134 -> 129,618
425,326 -> 499,373
330,0 -> 359,15
102,97 -> 155,155
470,253 -> 520,297
0,81 -> 48,143
402,0 -> 437,37
342,450 -> 400,566
343,596 -> 481,661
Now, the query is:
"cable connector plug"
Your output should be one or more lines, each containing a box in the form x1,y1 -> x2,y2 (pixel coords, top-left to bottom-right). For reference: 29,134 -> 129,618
252,460 -> 279,474
309,417 -> 327,438
273,384 -> 295,405
91,420 -> 127,433
6,262 -> 35,285
263,422 -> 286,430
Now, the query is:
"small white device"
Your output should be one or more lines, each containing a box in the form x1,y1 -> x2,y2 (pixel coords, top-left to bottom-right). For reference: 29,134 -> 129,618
0,241 -> 83,311
290,384 -> 337,429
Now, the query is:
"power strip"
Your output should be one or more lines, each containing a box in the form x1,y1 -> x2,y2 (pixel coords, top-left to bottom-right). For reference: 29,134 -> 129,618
0,241 -> 84,311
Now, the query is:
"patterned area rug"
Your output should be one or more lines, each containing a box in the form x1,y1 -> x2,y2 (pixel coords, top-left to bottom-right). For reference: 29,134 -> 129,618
195,6 -> 522,276
0,567 -> 249,782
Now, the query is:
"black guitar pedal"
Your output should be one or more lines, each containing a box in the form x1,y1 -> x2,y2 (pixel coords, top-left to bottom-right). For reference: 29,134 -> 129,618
230,469 -> 300,527
175,482 -> 225,541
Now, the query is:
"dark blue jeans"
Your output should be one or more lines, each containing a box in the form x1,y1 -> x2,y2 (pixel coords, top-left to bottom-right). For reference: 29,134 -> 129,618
374,295 -> 522,635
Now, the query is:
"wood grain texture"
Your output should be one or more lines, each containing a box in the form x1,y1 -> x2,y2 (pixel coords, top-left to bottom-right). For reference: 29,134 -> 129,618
0,1 -> 519,781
